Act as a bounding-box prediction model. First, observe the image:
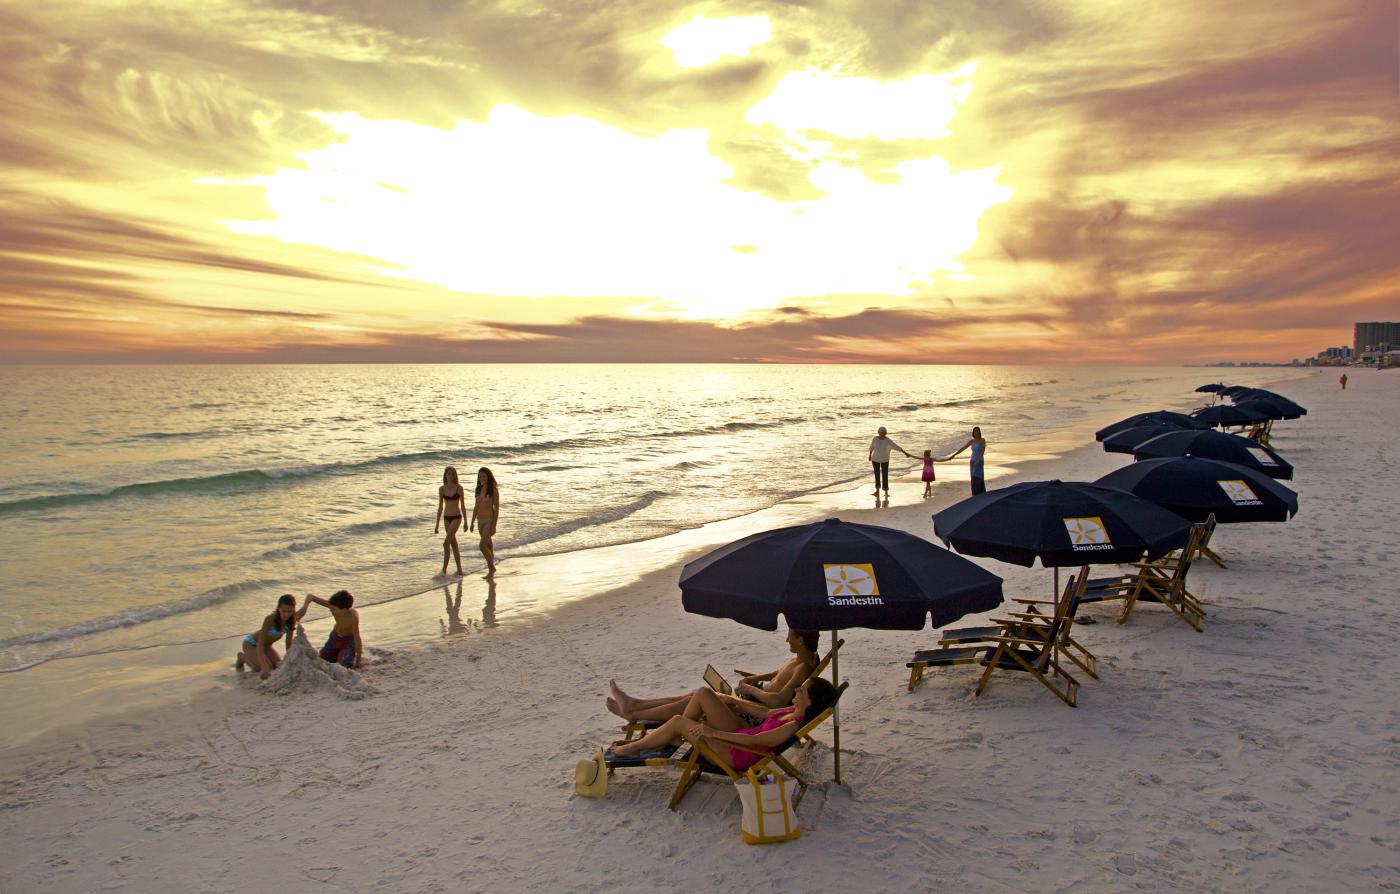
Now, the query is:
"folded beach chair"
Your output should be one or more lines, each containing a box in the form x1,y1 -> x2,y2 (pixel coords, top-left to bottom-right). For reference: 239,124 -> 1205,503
906,574 -> 1084,706
931,567 -> 1097,681
666,682 -> 848,811
620,639 -> 844,743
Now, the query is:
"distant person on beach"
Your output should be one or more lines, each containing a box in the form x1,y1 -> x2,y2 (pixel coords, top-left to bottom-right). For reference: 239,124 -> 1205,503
920,449 -> 937,497
306,590 -> 363,668
868,426 -> 913,496
471,467 -> 500,577
435,466 -> 467,577
1340,374 -> 1348,390
606,677 -> 838,769
606,629 -> 820,722
944,426 -> 988,495
235,594 -> 309,680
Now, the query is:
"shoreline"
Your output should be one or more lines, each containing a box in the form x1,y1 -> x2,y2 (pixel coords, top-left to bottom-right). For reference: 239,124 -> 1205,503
7,368 -> 1394,894
0,369 -> 1311,757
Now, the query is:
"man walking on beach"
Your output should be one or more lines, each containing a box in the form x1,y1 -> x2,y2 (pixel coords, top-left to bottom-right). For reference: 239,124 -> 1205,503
868,426 -> 912,496
1340,373 -> 1348,390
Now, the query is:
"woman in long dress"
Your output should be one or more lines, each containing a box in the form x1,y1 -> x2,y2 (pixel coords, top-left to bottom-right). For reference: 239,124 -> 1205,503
944,426 -> 988,495
470,467 -> 500,577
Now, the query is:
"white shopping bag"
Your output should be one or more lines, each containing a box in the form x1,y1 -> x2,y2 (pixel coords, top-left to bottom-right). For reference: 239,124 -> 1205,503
735,771 -> 801,844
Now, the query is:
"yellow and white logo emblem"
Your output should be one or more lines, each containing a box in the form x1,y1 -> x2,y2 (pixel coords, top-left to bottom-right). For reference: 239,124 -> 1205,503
1246,447 -> 1278,466
1063,516 -> 1111,546
1218,480 -> 1260,504
823,563 -> 879,597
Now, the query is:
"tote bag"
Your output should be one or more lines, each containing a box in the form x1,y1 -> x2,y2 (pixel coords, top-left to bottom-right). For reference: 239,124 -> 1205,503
735,772 -> 801,844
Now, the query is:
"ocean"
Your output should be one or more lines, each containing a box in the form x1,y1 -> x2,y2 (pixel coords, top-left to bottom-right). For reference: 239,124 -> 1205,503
0,363 -> 1230,674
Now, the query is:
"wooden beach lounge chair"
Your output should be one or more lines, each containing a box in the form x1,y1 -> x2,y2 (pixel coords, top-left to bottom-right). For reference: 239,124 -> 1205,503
1189,514 -> 1225,569
1117,529 -> 1206,631
620,639 -> 844,743
666,682 -> 848,811
906,574 -> 1084,706
1080,525 -> 1206,630
931,567 -> 1097,681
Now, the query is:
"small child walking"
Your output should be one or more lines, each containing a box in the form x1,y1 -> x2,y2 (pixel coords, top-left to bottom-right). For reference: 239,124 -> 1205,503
306,590 -> 363,669
921,449 -> 937,497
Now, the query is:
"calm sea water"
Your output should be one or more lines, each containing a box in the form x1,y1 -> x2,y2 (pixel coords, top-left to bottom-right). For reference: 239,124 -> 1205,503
0,364 -> 1220,672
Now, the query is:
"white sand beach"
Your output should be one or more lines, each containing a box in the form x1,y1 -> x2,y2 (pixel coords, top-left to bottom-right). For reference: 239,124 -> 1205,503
2,370 -> 1396,893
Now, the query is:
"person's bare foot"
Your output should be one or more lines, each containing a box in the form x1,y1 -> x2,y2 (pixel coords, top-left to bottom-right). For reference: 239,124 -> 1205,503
605,697 -> 628,720
607,679 -> 636,716
609,739 -> 642,757
235,654 -> 245,670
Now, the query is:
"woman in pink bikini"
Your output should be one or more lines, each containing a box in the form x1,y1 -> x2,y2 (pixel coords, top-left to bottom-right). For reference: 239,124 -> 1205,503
606,677 -> 837,770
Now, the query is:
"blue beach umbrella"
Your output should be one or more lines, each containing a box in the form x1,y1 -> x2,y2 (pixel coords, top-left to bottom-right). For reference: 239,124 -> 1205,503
1101,423 -> 1183,455
933,480 -> 1192,570
1233,397 -> 1306,421
1132,429 -> 1294,480
1191,404 -> 1270,428
680,517 -> 1004,782
1195,383 -> 1228,393
1095,457 -> 1299,524
1095,411 -> 1209,442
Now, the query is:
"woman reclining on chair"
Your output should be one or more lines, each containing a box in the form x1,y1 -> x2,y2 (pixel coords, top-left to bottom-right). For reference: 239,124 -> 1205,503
607,677 -> 838,768
606,628 -> 819,722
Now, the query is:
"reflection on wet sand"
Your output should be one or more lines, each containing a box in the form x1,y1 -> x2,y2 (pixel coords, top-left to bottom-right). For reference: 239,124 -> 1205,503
440,578 -> 499,634
441,581 -> 469,636
483,578 -> 498,629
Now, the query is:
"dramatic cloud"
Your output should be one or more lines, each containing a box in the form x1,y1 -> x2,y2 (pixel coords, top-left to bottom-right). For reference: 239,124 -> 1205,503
1,0 -> 1397,363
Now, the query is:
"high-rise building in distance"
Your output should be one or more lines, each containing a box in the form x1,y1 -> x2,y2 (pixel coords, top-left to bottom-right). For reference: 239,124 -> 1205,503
1353,321 -> 1400,357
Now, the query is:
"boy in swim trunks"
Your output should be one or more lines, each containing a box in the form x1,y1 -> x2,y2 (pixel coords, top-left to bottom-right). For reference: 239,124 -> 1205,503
306,590 -> 363,669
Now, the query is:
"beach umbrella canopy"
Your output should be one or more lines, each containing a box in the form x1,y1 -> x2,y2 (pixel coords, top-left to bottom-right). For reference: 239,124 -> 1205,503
1231,391 -> 1307,414
680,518 -> 1004,632
1132,429 -> 1294,480
680,517 -> 1004,782
1101,423 -> 1184,455
1195,383 -> 1228,393
1233,398 -> 1304,421
1191,404 -> 1270,427
1220,385 -> 1255,397
932,480 -> 1192,569
1094,411 -> 1209,442
1095,457 -> 1299,524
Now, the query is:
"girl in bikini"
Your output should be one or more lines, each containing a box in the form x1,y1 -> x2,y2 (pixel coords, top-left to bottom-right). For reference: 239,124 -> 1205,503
435,466 -> 467,577
235,594 -> 309,680
606,677 -> 837,769
470,467 -> 500,577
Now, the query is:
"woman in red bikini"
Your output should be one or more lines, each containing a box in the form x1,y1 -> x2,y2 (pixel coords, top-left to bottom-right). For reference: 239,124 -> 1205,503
606,677 -> 837,770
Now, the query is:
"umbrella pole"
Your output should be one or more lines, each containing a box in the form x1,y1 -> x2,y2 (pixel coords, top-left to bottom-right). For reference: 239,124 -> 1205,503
830,629 -> 842,785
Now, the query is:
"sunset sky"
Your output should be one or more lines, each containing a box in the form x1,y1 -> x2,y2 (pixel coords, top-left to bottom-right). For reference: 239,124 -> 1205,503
1,0 -> 1396,363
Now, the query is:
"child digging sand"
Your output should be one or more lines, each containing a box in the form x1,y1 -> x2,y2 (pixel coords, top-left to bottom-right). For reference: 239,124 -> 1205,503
306,590 -> 364,669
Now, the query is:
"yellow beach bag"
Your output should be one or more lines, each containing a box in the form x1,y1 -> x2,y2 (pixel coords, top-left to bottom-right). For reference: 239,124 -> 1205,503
735,771 -> 801,844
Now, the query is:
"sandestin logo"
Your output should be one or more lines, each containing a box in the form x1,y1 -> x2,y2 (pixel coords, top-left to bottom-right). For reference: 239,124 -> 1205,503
1217,480 -> 1263,506
824,563 -> 884,606
1063,516 -> 1114,551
